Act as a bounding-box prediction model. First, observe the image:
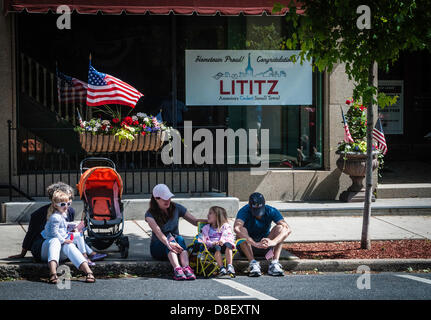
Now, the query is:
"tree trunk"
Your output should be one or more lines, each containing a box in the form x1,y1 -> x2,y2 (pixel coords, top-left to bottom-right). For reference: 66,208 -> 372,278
361,61 -> 377,250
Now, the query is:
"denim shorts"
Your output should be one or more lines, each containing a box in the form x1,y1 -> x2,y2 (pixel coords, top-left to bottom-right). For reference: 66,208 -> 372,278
150,235 -> 187,261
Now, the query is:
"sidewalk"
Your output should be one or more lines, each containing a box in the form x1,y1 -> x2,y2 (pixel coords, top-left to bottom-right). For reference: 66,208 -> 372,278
1,212 -> 431,279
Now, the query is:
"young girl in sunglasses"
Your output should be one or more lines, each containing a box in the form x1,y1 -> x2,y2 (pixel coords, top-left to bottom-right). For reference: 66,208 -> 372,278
41,190 -> 96,274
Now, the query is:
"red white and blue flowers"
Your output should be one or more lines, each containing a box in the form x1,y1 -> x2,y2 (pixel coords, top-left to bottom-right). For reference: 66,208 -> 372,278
75,112 -> 169,142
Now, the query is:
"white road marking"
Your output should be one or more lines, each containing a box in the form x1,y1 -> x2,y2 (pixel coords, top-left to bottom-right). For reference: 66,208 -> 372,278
218,296 -> 255,299
213,279 -> 278,300
396,274 -> 431,285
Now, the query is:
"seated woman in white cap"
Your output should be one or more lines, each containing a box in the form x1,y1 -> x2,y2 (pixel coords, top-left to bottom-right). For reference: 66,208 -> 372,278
145,184 -> 207,281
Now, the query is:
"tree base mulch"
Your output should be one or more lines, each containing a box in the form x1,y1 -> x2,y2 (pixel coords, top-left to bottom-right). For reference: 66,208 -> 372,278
283,240 -> 431,259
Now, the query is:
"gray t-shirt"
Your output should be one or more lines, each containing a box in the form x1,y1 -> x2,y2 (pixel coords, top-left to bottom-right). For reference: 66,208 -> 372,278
145,203 -> 187,241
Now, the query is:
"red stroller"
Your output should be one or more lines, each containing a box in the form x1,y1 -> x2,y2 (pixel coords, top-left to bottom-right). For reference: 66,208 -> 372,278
77,157 -> 129,258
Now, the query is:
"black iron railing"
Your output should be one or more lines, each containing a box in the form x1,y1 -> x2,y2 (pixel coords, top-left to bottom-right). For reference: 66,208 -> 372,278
6,122 -> 229,200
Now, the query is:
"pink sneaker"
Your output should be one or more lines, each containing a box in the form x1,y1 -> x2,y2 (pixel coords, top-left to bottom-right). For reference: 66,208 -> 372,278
173,267 -> 187,281
182,265 -> 196,280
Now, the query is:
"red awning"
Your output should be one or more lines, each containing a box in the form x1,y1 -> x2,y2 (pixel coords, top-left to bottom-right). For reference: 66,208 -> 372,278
4,0 -> 301,16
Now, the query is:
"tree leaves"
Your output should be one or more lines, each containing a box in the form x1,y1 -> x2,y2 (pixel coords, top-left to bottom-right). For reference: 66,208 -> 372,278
277,0 -> 431,105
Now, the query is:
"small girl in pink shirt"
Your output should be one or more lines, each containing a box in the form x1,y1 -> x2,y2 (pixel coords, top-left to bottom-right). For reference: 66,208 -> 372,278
199,206 -> 235,276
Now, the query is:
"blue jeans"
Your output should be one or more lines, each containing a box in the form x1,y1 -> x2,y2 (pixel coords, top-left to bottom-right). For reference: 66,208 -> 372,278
150,235 -> 187,261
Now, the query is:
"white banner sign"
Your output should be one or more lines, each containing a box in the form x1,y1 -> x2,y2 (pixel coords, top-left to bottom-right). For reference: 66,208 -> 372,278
378,80 -> 404,134
185,50 -> 313,106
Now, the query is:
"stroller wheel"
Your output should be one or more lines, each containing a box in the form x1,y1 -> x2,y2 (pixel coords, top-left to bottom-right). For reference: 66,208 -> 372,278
120,245 -> 129,259
118,236 -> 129,259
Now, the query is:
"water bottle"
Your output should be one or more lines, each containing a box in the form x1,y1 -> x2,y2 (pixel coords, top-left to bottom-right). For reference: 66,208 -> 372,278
67,233 -> 74,241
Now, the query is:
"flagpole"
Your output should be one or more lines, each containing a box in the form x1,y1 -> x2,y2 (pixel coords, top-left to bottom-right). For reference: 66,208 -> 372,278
76,108 -> 83,125
88,53 -> 92,119
55,60 -> 61,118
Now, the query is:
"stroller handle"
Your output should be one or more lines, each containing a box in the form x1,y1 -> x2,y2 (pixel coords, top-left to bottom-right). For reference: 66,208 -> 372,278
80,157 -> 116,173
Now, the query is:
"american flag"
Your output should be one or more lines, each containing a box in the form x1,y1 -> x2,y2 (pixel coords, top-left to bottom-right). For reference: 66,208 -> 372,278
265,248 -> 274,260
87,63 -> 143,108
56,69 -> 87,103
341,108 -> 354,143
373,118 -> 388,155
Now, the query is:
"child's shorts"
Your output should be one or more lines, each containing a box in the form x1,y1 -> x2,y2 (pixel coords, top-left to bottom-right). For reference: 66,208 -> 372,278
194,242 -> 233,254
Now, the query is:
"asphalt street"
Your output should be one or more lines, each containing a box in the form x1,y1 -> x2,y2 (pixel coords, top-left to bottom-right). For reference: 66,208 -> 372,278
0,272 -> 430,300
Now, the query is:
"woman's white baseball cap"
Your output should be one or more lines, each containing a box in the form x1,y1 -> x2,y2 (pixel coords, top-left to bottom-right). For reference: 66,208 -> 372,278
152,184 -> 174,200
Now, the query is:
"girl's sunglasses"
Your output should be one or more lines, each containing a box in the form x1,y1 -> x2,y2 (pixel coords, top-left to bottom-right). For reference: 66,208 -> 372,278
55,201 -> 72,207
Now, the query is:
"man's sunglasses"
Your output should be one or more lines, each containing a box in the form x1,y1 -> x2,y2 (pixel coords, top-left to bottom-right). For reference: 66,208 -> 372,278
55,201 -> 72,207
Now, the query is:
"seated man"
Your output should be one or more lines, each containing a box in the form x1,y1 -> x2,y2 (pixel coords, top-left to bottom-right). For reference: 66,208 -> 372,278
234,192 -> 291,277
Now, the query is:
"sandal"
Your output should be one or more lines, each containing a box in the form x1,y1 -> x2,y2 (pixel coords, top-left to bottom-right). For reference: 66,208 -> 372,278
85,272 -> 96,283
48,273 -> 58,284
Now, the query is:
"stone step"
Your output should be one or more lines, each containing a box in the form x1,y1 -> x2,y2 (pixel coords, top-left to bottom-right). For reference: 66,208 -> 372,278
377,183 -> 431,199
4,197 -> 431,224
1,197 -> 240,223
245,198 -> 431,217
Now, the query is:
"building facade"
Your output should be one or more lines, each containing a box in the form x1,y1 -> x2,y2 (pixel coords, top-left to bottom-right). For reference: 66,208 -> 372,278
0,1 -> 375,201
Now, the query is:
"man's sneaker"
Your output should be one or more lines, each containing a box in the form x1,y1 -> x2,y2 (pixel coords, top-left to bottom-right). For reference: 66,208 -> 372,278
182,265 -> 196,280
227,264 -> 236,276
219,267 -> 228,276
173,267 -> 187,281
268,261 -> 284,276
248,260 -> 262,277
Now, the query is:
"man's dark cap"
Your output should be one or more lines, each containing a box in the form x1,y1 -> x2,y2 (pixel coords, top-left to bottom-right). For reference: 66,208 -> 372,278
249,192 -> 265,217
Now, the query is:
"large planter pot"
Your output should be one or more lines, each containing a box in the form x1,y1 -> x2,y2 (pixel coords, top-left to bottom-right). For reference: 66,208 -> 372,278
336,151 -> 379,202
79,130 -> 166,153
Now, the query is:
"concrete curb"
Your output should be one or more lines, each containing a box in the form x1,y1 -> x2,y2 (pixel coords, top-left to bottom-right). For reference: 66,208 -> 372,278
1,259 -> 430,279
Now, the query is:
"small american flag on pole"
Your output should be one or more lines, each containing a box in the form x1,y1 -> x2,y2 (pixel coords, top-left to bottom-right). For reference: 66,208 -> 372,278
341,108 -> 354,143
373,118 -> 388,155
56,69 -> 87,103
265,248 -> 274,260
87,62 -> 143,108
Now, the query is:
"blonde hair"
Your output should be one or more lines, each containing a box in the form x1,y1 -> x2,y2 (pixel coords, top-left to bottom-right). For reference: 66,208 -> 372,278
209,206 -> 228,231
47,190 -> 70,220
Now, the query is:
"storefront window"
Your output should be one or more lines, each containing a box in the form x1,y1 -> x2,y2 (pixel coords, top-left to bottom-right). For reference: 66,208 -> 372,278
17,13 -> 322,171
176,15 -> 323,169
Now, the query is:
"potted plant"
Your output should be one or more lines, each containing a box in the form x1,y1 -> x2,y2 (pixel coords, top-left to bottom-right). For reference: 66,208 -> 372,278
74,106 -> 171,153
336,99 -> 381,202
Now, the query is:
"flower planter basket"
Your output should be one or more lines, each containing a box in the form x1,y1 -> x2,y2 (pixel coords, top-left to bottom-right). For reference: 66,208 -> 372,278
79,130 -> 166,153
336,151 -> 379,202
